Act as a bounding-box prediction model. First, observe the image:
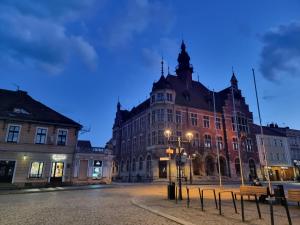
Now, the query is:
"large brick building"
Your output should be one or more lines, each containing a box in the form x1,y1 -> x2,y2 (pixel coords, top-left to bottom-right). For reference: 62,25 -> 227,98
111,42 -> 260,182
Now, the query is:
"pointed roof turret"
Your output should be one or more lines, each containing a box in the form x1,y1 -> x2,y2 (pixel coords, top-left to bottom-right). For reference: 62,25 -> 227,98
152,75 -> 173,91
230,72 -> 238,88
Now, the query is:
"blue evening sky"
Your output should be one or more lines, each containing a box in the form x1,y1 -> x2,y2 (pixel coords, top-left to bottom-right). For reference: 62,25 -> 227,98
1,0 -> 300,146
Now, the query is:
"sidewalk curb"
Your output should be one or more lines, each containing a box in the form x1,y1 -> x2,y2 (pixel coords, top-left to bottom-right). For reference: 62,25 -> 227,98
0,185 -> 115,195
131,199 -> 195,225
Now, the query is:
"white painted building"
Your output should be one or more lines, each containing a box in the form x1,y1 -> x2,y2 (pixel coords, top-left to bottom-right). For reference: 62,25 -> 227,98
254,125 -> 294,181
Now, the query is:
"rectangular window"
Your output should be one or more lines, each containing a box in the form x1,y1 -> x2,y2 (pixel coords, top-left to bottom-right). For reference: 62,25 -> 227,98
204,134 -> 211,148
35,127 -> 47,144
151,110 -> 156,124
191,113 -> 198,126
157,93 -> 164,101
176,111 -> 182,124
217,136 -> 223,150
157,109 -> 164,122
151,95 -> 155,103
93,160 -> 103,179
29,162 -> 44,178
233,138 -> 238,150
246,139 -> 252,152
6,125 -> 21,143
166,93 -> 173,101
167,109 -> 173,122
152,131 -> 156,145
215,117 -> 221,129
193,133 -> 200,147
203,116 -> 210,128
232,117 -> 237,131
57,129 -> 68,146
158,130 -> 164,144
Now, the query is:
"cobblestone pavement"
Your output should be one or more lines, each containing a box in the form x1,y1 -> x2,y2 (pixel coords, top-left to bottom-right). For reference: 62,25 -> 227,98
0,184 -> 177,225
0,184 -> 299,225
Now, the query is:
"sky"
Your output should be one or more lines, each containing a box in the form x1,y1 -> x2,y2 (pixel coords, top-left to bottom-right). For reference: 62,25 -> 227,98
1,0 -> 300,146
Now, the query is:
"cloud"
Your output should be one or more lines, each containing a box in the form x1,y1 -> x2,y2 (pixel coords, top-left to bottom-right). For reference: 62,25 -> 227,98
101,0 -> 174,49
0,1 -> 98,74
259,21 -> 300,82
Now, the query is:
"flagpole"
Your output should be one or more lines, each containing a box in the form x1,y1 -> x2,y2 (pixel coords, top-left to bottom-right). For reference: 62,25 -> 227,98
231,86 -> 245,185
252,68 -> 272,193
213,90 -> 222,188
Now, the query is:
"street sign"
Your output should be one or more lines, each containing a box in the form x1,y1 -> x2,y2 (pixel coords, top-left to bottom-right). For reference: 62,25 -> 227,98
160,157 -> 170,161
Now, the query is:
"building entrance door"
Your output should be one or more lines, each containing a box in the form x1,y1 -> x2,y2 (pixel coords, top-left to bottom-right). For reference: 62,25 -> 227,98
50,162 -> 64,183
0,161 -> 15,183
78,160 -> 88,180
159,161 -> 167,178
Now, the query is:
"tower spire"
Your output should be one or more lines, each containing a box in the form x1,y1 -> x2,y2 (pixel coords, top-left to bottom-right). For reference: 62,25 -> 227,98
161,56 -> 164,76
176,40 -> 193,77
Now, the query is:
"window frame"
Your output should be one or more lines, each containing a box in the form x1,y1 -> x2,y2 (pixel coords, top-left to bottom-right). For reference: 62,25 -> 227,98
56,128 -> 68,146
6,124 -> 22,143
28,161 -> 44,178
35,127 -> 48,144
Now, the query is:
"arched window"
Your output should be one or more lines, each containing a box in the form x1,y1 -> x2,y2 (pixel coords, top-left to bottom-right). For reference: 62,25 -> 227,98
235,158 -> 240,176
139,157 -> 143,170
132,158 -> 136,172
205,156 -> 214,176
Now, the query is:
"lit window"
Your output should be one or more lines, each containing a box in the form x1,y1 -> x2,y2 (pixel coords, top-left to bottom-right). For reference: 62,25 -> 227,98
6,125 -> 21,143
35,128 -> 47,144
92,160 -> 103,179
29,162 -> 44,178
204,134 -> 211,148
57,129 -> 67,146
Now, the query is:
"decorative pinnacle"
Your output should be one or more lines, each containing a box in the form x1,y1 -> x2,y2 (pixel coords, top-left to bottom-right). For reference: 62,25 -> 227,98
161,56 -> 164,76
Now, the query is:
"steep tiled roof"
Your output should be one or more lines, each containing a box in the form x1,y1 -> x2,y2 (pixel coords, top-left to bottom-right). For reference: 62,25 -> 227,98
0,89 -> 81,128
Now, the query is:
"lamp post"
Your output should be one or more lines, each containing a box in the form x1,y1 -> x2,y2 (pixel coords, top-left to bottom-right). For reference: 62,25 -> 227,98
164,129 -> 172,184
164,129 -> 193,200
186,132 -> 194,185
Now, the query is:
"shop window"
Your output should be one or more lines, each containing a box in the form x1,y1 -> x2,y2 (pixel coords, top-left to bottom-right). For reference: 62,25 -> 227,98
35,127 -> 47,144
6,124 -> 21,143
29,162 -> 44,178
92,160 -> 103,179
57,129 -> 68,146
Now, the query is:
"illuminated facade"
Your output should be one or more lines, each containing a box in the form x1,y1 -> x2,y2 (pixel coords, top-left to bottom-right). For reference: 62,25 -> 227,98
0,89 -> 81,187
111,42 -> 260,182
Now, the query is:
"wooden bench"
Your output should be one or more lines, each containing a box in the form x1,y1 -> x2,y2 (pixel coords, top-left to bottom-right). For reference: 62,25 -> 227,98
287,189 -> 300,206
235,185 -> 269,222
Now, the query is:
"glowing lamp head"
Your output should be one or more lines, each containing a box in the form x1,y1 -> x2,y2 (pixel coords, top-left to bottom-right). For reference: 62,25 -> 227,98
164,129 -> 172,139
186,132 -> 193,142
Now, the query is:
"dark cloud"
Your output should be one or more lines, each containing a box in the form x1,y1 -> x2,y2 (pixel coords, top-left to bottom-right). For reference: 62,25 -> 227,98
0,1 -> 98,74
259,22 -> 300,82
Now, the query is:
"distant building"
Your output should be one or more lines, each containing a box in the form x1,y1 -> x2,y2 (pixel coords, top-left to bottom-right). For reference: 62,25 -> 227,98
111,42 -> 260,182
254,125 -> 294,181
73,140 -> 114,184
267,124 -> 300,178
0,89 -> 81,187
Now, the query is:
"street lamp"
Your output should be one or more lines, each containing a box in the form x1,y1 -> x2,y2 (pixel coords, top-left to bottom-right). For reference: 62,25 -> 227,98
186,132 -> 194,185
164,129 -> 173,184
164,129 -> 193,200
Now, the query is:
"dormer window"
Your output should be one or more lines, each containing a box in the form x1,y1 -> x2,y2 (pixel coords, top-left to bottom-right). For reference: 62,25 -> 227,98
157,93 -> 164,102
13,108 -> 29,115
